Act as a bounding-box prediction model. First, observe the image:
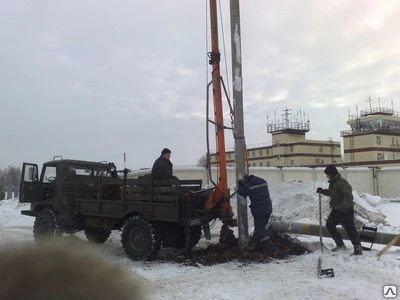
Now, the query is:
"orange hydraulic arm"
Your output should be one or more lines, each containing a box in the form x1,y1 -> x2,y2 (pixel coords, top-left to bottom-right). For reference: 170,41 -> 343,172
205,0 -> 233,222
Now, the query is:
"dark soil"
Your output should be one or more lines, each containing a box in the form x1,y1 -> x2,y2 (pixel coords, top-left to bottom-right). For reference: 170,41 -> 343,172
157,232 -> 310,266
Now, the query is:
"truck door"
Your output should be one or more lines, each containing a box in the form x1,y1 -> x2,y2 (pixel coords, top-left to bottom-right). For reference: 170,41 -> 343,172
19,163 -> 39,203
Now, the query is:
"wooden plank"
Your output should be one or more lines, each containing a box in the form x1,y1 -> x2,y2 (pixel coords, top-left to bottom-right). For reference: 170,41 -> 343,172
376,234 -> 400,257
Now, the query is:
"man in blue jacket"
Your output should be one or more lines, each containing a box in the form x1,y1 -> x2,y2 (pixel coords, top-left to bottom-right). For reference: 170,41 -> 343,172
238,174 -> 276,253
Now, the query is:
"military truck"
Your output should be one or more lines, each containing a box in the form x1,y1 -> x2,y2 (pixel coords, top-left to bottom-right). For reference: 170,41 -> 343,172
20,157 -> 219,260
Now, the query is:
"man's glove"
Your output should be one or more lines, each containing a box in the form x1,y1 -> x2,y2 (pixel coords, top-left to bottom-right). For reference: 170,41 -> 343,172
317,187 -> 329,196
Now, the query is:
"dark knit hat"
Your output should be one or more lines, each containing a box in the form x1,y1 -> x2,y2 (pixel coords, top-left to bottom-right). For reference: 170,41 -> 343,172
324,165 -> 338,177
161,148 -> 171,155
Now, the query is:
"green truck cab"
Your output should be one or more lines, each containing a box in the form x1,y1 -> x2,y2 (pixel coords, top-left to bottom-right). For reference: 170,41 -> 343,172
20,157 -> 215,260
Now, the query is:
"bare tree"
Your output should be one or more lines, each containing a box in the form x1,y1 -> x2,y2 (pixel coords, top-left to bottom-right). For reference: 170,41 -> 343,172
0,169 -> 4,200
7,166 -> 21,186
0,166 -> 21,200
197,154 -> 208,167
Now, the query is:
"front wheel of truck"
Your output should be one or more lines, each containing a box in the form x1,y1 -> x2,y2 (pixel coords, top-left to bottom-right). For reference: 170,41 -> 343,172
121,216 -> 161,261
33,209 -> 59,242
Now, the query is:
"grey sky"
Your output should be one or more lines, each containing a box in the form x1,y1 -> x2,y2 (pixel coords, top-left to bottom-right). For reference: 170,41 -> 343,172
1,1 -> 400,170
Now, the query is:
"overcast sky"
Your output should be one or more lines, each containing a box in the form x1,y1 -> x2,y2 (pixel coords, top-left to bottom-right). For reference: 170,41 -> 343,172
1,1 -> 400,170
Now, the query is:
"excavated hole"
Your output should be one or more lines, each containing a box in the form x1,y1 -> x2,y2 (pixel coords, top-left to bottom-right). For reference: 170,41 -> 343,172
157,232 -> 310,266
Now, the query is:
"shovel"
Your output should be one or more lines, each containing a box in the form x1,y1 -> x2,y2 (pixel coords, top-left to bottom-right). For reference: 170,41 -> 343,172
317,192 -> 334,278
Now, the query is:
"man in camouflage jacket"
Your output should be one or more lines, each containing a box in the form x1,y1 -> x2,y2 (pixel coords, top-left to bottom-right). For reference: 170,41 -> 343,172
317,165 -> 362,255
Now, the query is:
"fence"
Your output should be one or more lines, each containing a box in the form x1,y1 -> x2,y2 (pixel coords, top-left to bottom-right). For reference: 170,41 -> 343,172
171,166 -> 399,198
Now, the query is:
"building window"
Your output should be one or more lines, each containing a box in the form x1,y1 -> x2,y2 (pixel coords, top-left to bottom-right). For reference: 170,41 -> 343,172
377,153 -> 383,160
252,150 -> 255,157
319,146 -> 323,153
376,136 -> 381,145
228,153 -> 231,160
252,163 -> 256,167
290,160 -> 294,166
290,145 -> 294,153
266,149 -> 270,155
267,162 -> 270,167
259,162 -> 263,166
259,149 -> 263,156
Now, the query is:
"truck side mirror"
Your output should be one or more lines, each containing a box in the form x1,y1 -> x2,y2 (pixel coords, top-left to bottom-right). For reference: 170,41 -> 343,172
28,167 -> 38,181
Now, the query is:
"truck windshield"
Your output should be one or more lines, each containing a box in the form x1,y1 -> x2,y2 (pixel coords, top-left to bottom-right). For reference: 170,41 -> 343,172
42,166 -> 56,183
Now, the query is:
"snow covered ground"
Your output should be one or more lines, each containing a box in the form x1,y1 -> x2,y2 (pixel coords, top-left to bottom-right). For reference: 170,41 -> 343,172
1,181 -> 400,299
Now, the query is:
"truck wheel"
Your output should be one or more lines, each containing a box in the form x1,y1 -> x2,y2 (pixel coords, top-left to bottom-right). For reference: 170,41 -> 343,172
172,225 -> 202,249
33,209 -> 59,242
121,216 -> 161,261
84,228 -> 111,244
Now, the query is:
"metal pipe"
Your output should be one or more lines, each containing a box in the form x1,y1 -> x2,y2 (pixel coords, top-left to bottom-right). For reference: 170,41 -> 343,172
271,221 -> 400,246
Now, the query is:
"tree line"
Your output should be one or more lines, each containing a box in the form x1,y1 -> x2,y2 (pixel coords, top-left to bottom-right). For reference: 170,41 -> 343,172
0,166 -> 21,200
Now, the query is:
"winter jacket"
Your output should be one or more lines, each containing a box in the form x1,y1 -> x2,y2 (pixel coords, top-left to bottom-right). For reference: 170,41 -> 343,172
151,156 -> 173,179
323,173 -> 354,211
238,175 -> 272,217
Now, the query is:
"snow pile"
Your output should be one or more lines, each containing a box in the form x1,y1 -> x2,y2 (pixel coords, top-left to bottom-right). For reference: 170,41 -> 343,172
360,193 -> 382,206
268,181 -> 388,227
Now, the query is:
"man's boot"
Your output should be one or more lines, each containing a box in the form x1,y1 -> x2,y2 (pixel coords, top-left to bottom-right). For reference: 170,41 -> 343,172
331,244 -> 347,251
352,245 -> 363,256
331,236 -> 346,252
247,234 -> 258,251
260,236 -> 277,255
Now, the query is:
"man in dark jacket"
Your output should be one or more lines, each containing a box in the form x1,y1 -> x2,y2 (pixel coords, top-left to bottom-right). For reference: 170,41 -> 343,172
151,148 -> 173,179
238,174 -> 276,253
317,165 -> 362,255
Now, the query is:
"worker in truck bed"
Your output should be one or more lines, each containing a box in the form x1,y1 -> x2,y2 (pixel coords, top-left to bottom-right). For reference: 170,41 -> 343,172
238,174 -> 277,253
151,148 -> 175,180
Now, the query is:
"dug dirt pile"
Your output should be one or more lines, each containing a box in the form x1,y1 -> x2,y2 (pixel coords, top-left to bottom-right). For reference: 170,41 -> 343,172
159,232 -> 310,266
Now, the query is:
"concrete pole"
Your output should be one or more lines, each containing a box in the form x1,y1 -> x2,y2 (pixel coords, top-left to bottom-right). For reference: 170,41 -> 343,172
230,0 -> 248,249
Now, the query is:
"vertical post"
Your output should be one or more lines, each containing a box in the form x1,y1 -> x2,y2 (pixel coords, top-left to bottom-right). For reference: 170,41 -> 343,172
14,185 -> 19,198
7,184 -> 12,199
230,0 -> 248,249
372,167 -> 379,196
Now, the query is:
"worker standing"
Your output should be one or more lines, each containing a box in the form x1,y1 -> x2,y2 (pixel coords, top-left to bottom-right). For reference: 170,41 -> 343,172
317,165 -> 362,255
238,174 -> 276,253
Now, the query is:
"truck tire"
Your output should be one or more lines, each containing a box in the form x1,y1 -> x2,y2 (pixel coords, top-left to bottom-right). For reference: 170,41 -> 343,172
84,228 -> 111,244
172,225 -> 202,249
33,209 -> 59,242
121,216 -> 161,261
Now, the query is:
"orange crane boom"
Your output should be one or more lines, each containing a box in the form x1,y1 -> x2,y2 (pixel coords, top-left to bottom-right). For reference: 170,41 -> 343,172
205,0 -> 234,224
